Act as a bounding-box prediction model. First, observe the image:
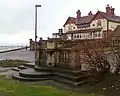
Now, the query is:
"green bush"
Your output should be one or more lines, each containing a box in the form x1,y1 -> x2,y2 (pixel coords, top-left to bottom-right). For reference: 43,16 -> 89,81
0,59 -> 30,67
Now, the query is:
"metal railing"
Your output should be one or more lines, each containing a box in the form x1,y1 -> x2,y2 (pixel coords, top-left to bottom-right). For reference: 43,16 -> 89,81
0,43 -> 28,52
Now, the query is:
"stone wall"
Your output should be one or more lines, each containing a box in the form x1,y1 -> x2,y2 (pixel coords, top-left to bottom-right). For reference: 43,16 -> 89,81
29,39 -> 35,51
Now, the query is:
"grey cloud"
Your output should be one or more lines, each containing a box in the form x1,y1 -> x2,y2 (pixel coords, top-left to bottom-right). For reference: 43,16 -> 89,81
0,0 -> 70,45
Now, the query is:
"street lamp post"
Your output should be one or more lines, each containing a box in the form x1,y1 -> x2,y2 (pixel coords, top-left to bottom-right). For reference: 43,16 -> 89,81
35,5 -> 41,65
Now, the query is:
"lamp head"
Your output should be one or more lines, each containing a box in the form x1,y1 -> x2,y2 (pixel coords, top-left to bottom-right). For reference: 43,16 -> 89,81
35,5 -> 41,7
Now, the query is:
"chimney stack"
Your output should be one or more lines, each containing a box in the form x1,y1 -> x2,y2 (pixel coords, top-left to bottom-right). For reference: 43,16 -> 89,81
88,11 -> 93,16
106,4 -> 111,16
76,10 -> 81,24
111,6 -> 115,15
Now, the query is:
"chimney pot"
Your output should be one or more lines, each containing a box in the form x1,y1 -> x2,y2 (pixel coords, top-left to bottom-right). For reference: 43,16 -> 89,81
111,8 -> 115,15
88,11 -> 93,16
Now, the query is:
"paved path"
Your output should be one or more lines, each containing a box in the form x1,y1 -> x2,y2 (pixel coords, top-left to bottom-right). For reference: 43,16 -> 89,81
0,49 -> 35,62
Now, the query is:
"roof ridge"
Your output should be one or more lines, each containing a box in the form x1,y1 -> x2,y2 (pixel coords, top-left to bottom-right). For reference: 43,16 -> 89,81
70,15 -> 95,19
69,17 -> 76,19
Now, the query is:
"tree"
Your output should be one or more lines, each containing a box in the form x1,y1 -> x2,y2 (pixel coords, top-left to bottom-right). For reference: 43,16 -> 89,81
73,39 -> 111,82
110,37 -> 120,75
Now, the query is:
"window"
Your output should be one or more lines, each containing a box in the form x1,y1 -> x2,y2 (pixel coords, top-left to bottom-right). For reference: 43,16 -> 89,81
90,32 -> 92,36
77,34 -> 79,38
94,32 -> 97,37
98,32 -> 101,37
68,25 -> 72,30
104,32 -> 107,38
118,39 -> 120,44
80,35 -> 81,38
87,34 -> 90,38
97,20 -> 101,27
92,24 -> 95,26
84,34 -> 85,38
74,34 -> 76,39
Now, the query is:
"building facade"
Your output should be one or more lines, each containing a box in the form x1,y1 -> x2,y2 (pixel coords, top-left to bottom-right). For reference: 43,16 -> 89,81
30,4 -> 120,71
61,4 -> 120,40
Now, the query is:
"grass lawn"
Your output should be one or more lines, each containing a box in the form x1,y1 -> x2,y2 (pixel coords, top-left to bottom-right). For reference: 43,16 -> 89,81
0,59 -> 30,67
0,76 -> 96,96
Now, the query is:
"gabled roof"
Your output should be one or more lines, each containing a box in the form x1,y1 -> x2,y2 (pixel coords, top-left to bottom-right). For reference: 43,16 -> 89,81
76,15 -> 94,25
63,17 -> 76,27
64,11 -> 120,27
63,15 -> 94,27
93,11 -> 120,23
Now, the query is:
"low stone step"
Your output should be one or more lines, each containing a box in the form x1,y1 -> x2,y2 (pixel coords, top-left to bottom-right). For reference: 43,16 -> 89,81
18,65 -> 28,70
23,63 -> 35,68
12,72 -> 49,81
54,68 -> 84,76
52,76 -> 88,87
19,68 -> 52,78
54,72 -> 88,82
34,66 -> 53,72
12,67 -> 20,71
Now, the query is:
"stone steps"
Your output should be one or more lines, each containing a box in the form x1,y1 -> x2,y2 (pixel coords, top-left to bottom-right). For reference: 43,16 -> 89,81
23,63 -> 35,68
12,66 -> 89,87
19,68 -> 52,78
34,66 -> 85,76
34,66 -> 53,72
54,72 -> 88,82
13,72 -> 49,81
12,63 -> 35,71
52,76 -> 88,87
12,67 -> 21,71
54,68 -> 83,76
18,65 -> 28,70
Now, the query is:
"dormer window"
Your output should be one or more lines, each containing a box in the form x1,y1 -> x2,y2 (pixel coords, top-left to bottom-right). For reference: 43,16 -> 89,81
97,20 -> 101,27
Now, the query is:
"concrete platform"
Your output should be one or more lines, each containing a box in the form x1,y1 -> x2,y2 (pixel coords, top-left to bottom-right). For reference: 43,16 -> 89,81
13,72 -> 49,81
18,65 -> 28,70
12,67 -> 21,71
19,68 -> 52,78
34,66 -> 53,72
23,63 -> 35,68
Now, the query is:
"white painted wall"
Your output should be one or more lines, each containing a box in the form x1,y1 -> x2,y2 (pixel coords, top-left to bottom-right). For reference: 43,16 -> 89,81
64,19 -> 120,33
90,19 -> 107,30
64,24 -> 78,32
67,34 -> 72,40
109,21 -> 120,31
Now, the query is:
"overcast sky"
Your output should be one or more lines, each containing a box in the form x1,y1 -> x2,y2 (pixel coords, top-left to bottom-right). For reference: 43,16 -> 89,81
0,0 -> 119,45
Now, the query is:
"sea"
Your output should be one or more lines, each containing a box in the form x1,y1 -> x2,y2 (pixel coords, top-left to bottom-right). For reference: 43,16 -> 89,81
0,45 -> 26,52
